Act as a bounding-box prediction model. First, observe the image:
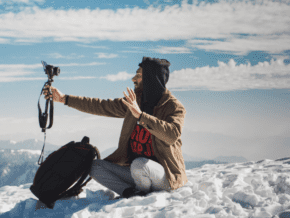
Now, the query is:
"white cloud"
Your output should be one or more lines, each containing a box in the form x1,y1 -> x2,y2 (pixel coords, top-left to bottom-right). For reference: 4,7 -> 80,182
0,62 -> 104,70
0,71 -> 36,77
76,44 -> 109,49
95,53 -> 119,58
0,0 -> 289,54
0,38 -> 10,43
121,50 -> 142,53
0,77 -> 46,82
57,62 -> 106,67
0,75 -> 98,82
0,62 -> 103,82
47,53 -> 85,59
100,71 -> 134,81
14,38 -> 42,44
0,64 -> 40,79
188,34 -> 290,55
0,63 -> 41,70
0,0 -> 44,5
152,46 -> 191,54
167,58 -> 290,91
59,76 -> 97,80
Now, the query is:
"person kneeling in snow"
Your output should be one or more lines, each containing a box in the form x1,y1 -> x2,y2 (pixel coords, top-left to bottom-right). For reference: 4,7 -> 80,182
44,57 -> 187,198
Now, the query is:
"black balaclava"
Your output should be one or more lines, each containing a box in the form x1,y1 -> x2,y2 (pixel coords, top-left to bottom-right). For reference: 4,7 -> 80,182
138,57 -> 170,115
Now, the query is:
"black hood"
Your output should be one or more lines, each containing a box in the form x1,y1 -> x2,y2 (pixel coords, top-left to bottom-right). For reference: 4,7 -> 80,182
138,57 -> 170,115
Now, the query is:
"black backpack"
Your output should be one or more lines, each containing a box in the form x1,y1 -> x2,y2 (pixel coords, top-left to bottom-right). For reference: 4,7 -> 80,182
30,136 -> 100,209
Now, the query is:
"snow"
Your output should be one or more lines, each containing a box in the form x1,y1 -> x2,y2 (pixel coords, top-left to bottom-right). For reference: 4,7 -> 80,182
1,158 -> 290,218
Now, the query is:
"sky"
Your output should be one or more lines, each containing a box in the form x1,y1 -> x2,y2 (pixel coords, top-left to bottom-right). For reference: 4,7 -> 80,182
0,0 -> 290,162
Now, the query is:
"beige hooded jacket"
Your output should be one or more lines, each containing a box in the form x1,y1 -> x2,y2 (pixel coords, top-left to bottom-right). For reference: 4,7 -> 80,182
65,88 -> 187,190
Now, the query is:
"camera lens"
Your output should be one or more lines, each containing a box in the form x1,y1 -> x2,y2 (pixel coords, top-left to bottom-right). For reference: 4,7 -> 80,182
53,67 -> 60,76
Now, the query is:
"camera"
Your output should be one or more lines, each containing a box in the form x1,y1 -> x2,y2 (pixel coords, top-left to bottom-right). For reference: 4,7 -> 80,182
41,61 -> 60,81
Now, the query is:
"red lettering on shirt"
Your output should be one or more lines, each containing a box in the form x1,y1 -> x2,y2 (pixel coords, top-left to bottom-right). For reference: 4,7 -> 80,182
135,125 -> 140,141
130,129 -> 136,140
144,143 -> 151,157
137,143 -> 143,155
139,129 -> 150,144
131,141 -> 137,153
128,125 -> 158,163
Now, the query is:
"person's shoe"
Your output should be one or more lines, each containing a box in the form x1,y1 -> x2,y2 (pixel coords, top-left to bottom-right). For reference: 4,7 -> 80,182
121,187 -> 147,199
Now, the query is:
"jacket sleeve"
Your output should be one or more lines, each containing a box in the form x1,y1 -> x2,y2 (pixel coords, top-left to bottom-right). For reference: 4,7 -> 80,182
138,100 -> 186,145
66,95 -> 127,118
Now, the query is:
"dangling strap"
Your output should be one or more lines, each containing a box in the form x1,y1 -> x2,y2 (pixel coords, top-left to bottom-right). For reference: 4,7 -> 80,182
38,132 -> 46,165
56,166 -> 92,200
47,99 -> 54,129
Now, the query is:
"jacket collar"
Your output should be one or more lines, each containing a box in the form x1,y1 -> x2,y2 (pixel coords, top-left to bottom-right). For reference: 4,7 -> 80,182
136,88 -> 172,110
155,88 -> 172,108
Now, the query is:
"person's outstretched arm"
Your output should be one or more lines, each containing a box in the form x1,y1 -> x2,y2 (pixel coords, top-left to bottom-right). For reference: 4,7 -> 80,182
43,85 -> 127,118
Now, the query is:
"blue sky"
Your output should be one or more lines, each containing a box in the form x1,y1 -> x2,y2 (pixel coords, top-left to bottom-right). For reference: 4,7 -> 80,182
1,0 -> 290,161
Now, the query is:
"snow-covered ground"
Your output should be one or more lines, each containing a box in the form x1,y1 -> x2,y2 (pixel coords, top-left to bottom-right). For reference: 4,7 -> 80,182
1,158 -> 290,217
0,149 -> 229,188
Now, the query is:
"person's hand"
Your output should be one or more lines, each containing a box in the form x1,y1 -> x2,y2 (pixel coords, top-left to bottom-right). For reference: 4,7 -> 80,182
43,85 -> 65,103
122,87 -> 142,119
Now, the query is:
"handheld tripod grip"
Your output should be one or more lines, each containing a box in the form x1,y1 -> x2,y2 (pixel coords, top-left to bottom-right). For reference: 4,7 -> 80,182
46,98 -> 54,130
38,81 -> 54,132
45,82 -> 54,130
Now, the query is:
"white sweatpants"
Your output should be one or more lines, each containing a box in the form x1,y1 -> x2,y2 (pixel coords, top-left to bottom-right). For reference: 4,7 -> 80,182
89,157 -> 171,196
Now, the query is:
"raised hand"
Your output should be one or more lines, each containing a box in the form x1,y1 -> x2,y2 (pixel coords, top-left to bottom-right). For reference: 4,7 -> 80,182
122,87 -> 142,119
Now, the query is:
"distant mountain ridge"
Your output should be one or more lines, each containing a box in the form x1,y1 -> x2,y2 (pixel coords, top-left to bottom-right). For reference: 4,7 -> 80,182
184,160 -> 228,170
0,162 -> 39,188
0,149 -> 53,164
0,139 -> 248,164
182,153 -> 208,162
0,139 -> 60,151
213,156 -> 248,163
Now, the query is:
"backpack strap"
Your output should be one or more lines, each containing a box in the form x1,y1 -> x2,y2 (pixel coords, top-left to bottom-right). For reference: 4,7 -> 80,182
56,167 -> 92,200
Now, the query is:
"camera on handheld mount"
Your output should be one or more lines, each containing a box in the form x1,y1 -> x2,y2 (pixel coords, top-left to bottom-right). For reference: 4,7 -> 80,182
37,61 -> 61,164
42,61 -> 60,82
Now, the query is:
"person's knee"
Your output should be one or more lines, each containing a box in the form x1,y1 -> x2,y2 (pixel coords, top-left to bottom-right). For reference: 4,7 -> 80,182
131,157 -> 150,178
131,158 -> 149,171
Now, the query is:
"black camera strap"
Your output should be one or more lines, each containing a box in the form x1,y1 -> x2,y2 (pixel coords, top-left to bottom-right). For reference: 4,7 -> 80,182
37,82 -> 54,165
38,82 -> 54,131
